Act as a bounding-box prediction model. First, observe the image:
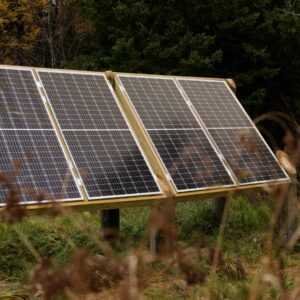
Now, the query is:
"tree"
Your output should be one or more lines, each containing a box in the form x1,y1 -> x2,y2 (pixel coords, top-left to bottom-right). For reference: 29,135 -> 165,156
71,0 -> 222,75
0,0 -> 91,68
0,0 -> 45,65
31,0 -> 92,68
268,1 -> 300,121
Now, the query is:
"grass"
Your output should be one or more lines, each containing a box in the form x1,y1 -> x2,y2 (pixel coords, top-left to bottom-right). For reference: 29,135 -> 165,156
0,212 -> 101,281
0,195 -> 299,299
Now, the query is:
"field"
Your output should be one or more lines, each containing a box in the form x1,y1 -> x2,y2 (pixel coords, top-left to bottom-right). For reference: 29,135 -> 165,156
1,193 -> 300,299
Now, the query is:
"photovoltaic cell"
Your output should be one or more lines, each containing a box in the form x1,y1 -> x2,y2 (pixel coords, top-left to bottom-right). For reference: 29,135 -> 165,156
0,130 -> 80,203
177,78 -> 288,184
177,79 -> 252,128
0,69 -> 53,129
118,75 -> 235,192
64,131 -> 159,197
149,129 -> 234,190
36,73 -> 128,130
37,71 -> 160,199
119,76 -> 199,129
0,68 -> 82,203
209,128 -> 287,183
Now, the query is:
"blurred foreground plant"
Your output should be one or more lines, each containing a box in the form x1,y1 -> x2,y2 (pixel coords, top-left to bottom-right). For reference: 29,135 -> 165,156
0,113 -> 299,299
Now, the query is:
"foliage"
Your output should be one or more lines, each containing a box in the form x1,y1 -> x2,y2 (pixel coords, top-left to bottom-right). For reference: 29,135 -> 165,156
0,0 -> 45,65
1,196 -> 300,299
0,0 -> 91,67
0,196 -> 273,281
0,2 -> 300,298
72,0 -> 300,120
0,213 -> 100,280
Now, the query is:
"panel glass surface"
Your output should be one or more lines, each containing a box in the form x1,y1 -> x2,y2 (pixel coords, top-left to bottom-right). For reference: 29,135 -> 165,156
36,72 -> 128,130
0,69 -> 53,129
64,131 -> 159,197
0,130 -> 80,203
177,79 -> 252,128
210,128 -> 287,183
118,75 -> 235,192
149,129 -> 234,190
119,76 -> 199,129
0,68 -> 82,204
38,71 -> 160,198
177,78 -> 288,184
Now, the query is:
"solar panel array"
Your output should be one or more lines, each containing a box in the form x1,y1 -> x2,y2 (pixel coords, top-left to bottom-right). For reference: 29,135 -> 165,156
0,65 -> 288,207
177,79 -> 288,184
37,71 -> 160,199
118,75 -> 235,191
0,68 -> 82,203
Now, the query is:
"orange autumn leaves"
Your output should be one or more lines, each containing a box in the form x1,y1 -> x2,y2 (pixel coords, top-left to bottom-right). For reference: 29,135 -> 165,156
0,0 -> 91,67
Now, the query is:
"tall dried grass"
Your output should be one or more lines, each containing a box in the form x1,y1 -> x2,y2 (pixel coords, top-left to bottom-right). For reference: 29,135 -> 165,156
0,113 -> 299,299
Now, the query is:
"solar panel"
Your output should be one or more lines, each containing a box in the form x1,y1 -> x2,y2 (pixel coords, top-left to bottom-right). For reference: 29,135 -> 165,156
149,129 -> 234,190
118,76 -> 199,129
117,75 -> 235,192
37,70 -> 160,199
177,78 -> 289,184
209,128 -> 288,183
0,67 -> 82,204
0,69 -> 53,129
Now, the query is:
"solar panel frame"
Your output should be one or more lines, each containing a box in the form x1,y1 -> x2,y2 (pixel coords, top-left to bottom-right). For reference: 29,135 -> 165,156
0,65 -> 84,205
117,74 -> 237,193
175,77 -> 290,186
36,69 -> 162,200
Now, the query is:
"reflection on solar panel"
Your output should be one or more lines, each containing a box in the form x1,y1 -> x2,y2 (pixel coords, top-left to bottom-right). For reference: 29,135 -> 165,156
37,70 -> 160,199
209,128 -> 288,183
177,79 -> 288,184
149,130 -> 234,190
118,75 -> 235,192
0,68 -> 82,203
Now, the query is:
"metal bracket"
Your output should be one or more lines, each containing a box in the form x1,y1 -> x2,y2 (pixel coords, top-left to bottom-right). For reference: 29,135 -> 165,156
76,177 -> 83,186
36,81 -> 42,88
